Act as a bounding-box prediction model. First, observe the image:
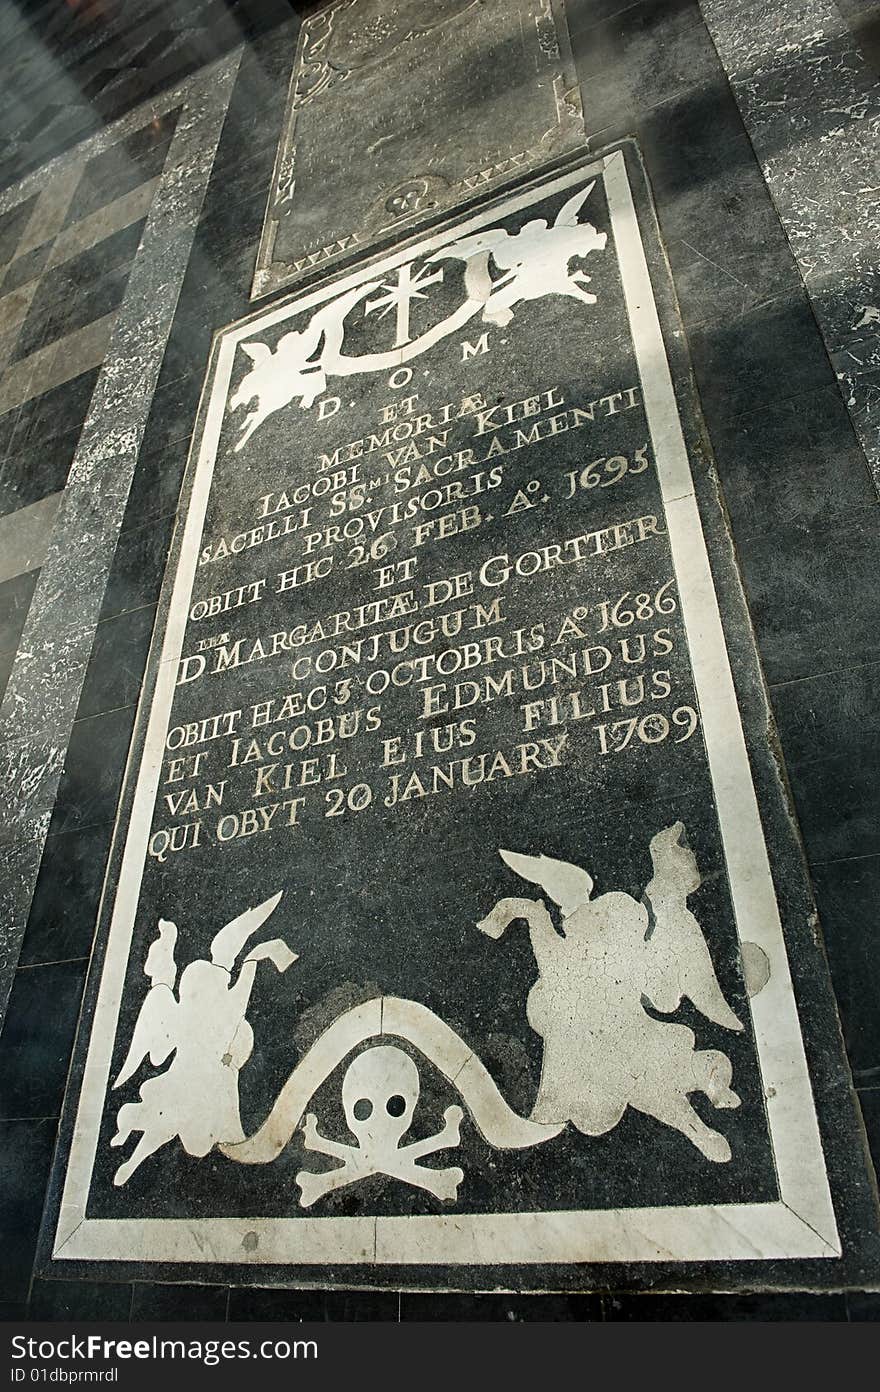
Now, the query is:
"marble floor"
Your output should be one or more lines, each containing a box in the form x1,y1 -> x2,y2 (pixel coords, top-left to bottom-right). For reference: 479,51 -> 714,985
0,0 -> 299,715
0,0 -> 879,1319
0,110 -> 178,673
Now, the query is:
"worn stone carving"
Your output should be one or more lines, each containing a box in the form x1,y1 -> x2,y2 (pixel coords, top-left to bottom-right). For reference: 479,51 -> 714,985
298,0 -> 480,90
253,0 -> 585,297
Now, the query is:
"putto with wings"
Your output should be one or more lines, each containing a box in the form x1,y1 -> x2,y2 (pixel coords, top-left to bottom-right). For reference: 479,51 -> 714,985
110,892 -> 296,1185
429,181 -> 608,327
477,822 -> 745,1162
227,178 -> 608,449
108,823 -> 745,1197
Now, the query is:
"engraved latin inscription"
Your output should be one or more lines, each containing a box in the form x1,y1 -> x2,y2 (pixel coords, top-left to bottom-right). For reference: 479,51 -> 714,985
54,153 -> 838,1273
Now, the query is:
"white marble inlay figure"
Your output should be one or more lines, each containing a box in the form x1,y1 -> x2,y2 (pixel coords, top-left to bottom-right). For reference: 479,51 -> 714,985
429,181 -> 607,327
229,177 -> 607,448
220,994 -> 561,1188
477,823 -> 744,1162
229,283 -> 379,451
107,824 -> 741,1196
296,1045 -> 464,1207
111,892 -> 295,1185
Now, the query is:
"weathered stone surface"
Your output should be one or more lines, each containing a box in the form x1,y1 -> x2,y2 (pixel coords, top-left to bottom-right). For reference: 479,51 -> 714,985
253,0 -> 584,297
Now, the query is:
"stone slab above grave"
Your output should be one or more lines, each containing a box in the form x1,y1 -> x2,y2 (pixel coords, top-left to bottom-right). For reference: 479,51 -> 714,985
43,147 -> 880,1291
251,0 -> 585,298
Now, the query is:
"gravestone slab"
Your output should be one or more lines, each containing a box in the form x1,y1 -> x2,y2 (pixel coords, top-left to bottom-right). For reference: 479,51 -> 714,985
252,0 -> 584,298
45,147 -> 877,1290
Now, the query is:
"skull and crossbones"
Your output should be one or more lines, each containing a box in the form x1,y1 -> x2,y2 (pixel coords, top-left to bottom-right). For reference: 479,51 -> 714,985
295,1045 -> 464,1207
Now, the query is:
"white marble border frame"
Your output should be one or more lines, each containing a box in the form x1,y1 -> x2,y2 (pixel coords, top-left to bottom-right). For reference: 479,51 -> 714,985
54,150 -> 840,1267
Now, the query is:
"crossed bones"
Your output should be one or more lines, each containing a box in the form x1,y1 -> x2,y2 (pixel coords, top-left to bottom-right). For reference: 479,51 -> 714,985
295,1045 -> 464,1208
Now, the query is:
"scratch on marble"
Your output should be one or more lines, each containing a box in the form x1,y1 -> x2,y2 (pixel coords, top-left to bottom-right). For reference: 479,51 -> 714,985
679,238 -> 750,290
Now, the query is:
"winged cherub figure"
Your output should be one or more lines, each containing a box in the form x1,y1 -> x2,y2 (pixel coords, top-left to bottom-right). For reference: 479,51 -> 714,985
110,892 -> 296,1185
229,282 -> 380,451
429,180 -> 608,327
477,823 -> 744,1162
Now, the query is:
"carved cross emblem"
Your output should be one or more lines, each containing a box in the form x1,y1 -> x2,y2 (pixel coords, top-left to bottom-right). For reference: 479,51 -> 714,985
364,261 -> 445,346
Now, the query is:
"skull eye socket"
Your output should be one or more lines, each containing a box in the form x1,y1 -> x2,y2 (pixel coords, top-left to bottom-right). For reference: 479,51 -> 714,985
386,1094 -> 407,1117
353,1098 -> 373,1121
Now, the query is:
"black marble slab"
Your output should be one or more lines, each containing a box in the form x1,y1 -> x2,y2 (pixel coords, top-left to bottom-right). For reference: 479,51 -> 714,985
40,145 -> 879,1291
